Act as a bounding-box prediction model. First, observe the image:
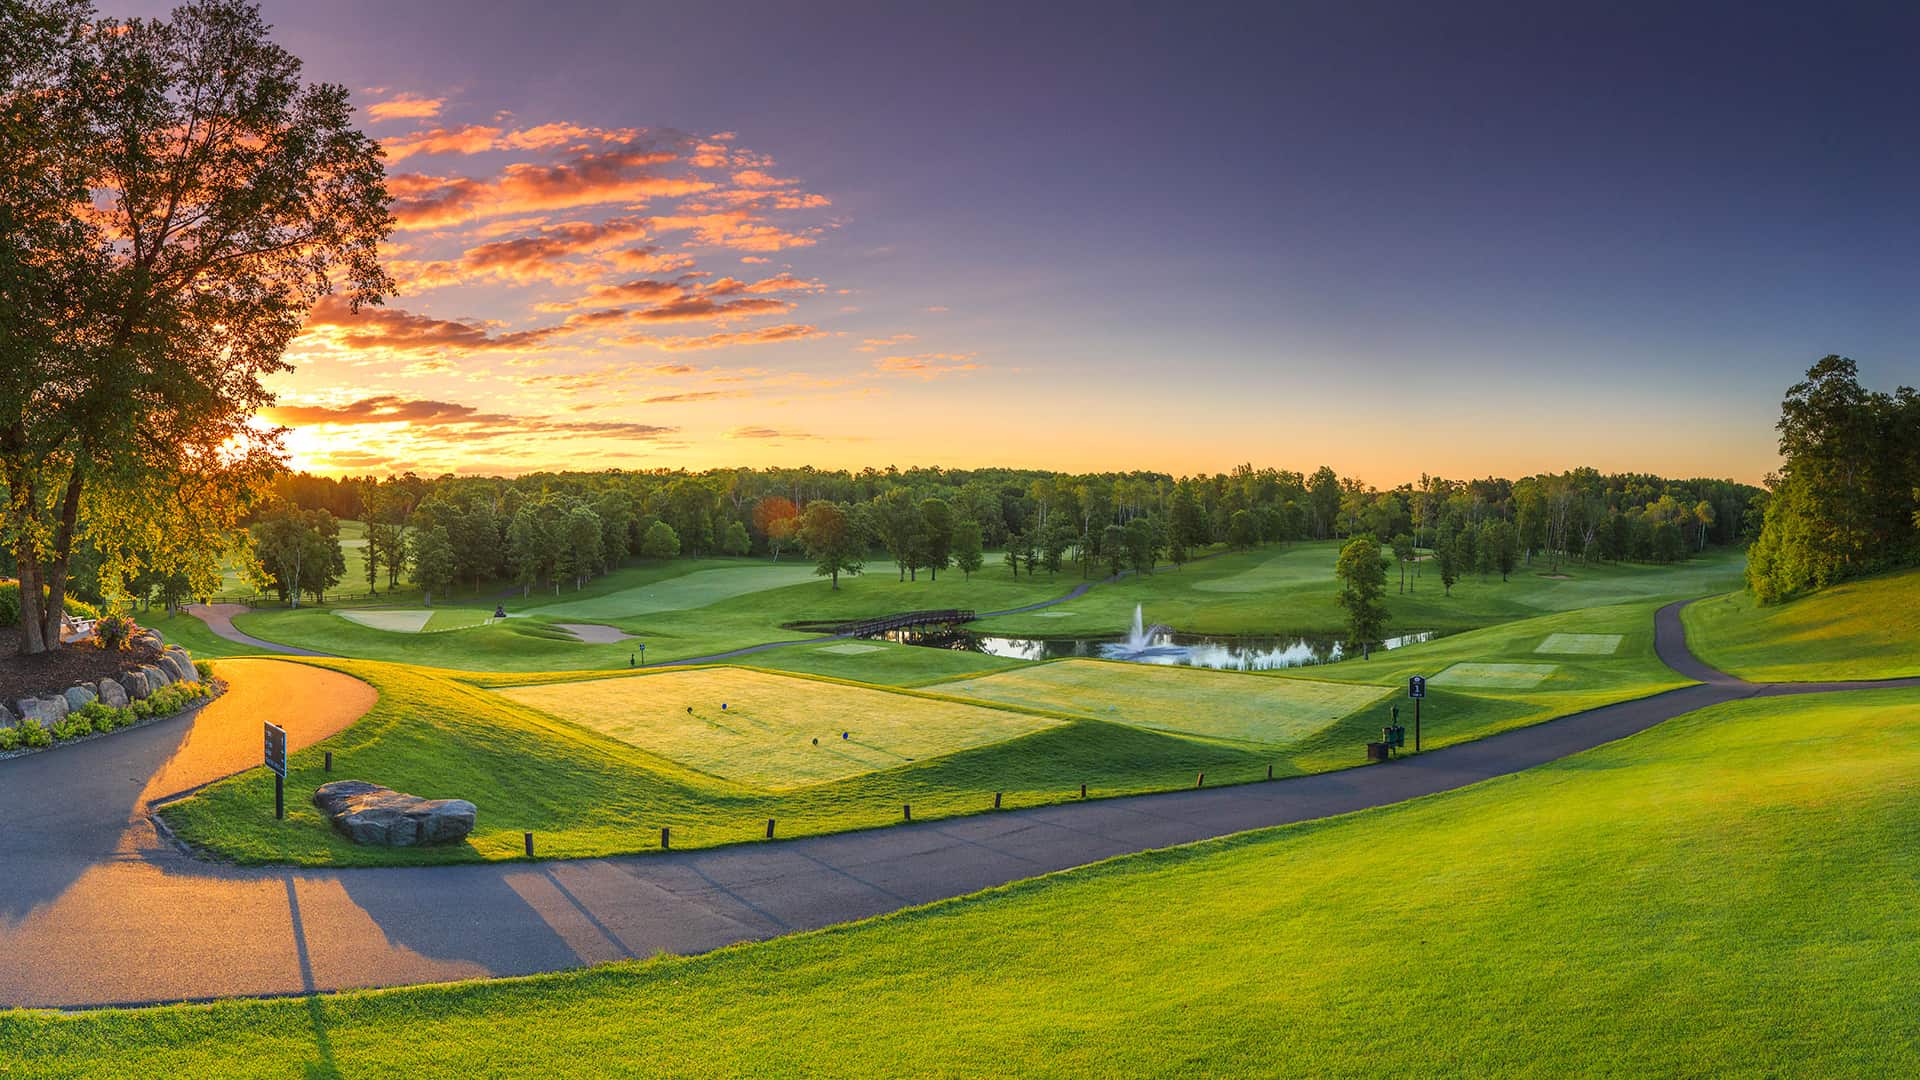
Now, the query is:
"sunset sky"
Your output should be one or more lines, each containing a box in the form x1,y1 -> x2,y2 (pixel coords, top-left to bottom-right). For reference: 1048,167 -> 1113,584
114,2 -> 1920,485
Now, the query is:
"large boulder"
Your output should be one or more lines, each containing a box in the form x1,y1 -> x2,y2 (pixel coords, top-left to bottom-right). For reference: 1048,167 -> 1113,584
312,780 -> 477,847
97,678 -> 130,709
160,651 -> 195,684
62,685 -> 97,712
15,696 -> 67,725
119,669 -> 150,700
141,663 -> 173,688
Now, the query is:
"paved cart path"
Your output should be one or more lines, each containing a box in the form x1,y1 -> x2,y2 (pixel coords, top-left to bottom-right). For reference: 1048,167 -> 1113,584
3,601 -> 1913,1009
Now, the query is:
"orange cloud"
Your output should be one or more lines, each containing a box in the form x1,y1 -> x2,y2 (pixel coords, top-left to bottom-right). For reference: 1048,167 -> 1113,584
873,353 -> 980,379
618,324 -> 825,351
301,296 -> 564,352
856,332 -> 916,353
383,121 -> 639,162
367,93 -> 444,121
266,393 -> 677,442
390,146 -> 711,229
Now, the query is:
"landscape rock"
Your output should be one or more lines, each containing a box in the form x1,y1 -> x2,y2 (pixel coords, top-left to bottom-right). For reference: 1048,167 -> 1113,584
142,663 -> 173,688
97,679 -> 130,708
119,670 -> 150,700
312,780 -> 477,847
63,685 -> 98,712
162,650 -> 196,683
16,697 -> 68,725
0,702 -> 14,727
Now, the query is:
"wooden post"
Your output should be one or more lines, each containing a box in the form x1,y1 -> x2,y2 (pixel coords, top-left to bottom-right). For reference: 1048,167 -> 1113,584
903,804 -> 911,821
1079,782 -> 1087,799
324,750 -> 333,772
993,791 -> 1002,809
524,832 -> 534,857
1196,772 -> 1205,788
766,818 -> 776,839
1266,763 -> 1273,780
661,826 -> 671,849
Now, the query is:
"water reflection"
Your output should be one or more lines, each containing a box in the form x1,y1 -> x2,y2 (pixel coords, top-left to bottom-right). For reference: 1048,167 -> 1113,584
881,627 -> 1436,671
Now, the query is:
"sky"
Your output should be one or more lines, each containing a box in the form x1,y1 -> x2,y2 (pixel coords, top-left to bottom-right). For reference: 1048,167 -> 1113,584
111,1 -> 1920,485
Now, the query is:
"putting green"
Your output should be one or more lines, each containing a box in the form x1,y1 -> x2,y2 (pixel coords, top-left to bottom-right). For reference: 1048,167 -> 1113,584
495,668 -> 1060,789
1433,662 -> 1557,688
337,608 -> 491,634
1535,633 -> 1623,655
337,609 -> 432,633
815,643 -> 886,655
936,660 -> 1388,744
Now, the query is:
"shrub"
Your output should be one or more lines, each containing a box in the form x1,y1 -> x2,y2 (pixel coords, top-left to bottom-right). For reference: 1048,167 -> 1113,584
0,582 -> 104,628
16,718 -> 50,748
194,659 -> 213,681
0,726 -> 19,752
132,699 -> 155,720
93,613 -> 138,651
50,714 -> 91,740
77,701 -> 134,732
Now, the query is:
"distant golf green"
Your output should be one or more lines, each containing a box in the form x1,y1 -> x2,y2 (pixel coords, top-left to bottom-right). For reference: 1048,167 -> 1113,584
29,689 -> 1917,1077
971,541 -> 1746,638
936,660 -> 1387,744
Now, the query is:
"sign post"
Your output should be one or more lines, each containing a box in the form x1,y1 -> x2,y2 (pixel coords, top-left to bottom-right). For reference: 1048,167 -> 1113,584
264,722 -> 288,820
1407,676 -> 1426,752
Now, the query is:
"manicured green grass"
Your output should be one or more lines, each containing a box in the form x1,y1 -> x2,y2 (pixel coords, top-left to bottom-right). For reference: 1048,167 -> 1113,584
156,658 -> 1273,865
738,637 -> 1030,686
521,561 -> 823,619
497,668 -> 1062,789
24,690 -> 1917,1077
973,542 -> 1746,638
1682,566 -> 1920,681
935,660 -> 1387,744
142,610 -> 259,658
161,596 -> 1695,866
220,545 -> 1743,675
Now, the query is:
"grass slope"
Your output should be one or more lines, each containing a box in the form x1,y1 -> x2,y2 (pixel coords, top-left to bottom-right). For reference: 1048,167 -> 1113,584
1682,566 -> 1920,681
20,690 -> 1917,1077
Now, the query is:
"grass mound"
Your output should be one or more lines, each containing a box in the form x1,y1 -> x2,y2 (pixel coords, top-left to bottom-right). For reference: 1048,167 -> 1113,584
1682,567 -> 1920,681
24,689 -> 1918,1076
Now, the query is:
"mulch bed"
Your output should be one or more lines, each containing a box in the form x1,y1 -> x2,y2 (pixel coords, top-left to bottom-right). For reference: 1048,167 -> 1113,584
0,627 -> 163,702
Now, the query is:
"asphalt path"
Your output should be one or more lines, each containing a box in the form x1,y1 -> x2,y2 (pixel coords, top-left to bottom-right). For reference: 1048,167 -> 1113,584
2,600 -> 1912,1009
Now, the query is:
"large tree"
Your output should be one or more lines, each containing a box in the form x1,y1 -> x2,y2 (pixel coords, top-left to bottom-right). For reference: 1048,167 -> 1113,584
1334,537 -> 1390,646
1,0 -> 391,652
798,501 -> 862,590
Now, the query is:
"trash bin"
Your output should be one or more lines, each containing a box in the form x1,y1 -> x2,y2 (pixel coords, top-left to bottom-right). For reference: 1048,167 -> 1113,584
1366,741 -> 1390,762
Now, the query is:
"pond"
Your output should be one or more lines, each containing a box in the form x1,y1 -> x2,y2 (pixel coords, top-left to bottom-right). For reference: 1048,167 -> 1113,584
878,626 -> 1437,672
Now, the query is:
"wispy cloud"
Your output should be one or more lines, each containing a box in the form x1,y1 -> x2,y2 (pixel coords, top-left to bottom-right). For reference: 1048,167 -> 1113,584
873,353 -> 981,379
367,93 -> 444,122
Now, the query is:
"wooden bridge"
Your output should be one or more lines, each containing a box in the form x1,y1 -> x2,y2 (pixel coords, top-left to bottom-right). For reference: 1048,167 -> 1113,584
835,609 -> 977,638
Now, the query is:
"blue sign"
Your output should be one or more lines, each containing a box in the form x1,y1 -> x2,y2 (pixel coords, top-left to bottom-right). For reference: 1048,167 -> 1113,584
1408,675 -> 1427,700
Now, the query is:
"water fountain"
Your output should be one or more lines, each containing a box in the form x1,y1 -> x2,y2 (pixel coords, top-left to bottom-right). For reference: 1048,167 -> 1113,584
1097,605 -> 1190,662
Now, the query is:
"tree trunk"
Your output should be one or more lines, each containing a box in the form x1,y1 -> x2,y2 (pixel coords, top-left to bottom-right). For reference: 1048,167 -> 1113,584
16,549 -> 48,655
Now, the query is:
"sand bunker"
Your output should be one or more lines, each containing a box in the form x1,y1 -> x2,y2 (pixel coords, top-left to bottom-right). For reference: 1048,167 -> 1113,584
556,623 -> 637,644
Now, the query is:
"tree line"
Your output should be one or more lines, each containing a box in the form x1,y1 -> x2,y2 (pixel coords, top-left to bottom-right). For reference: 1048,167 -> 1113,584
215,460 -> 1761,606
1746,356 -> 1920,603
